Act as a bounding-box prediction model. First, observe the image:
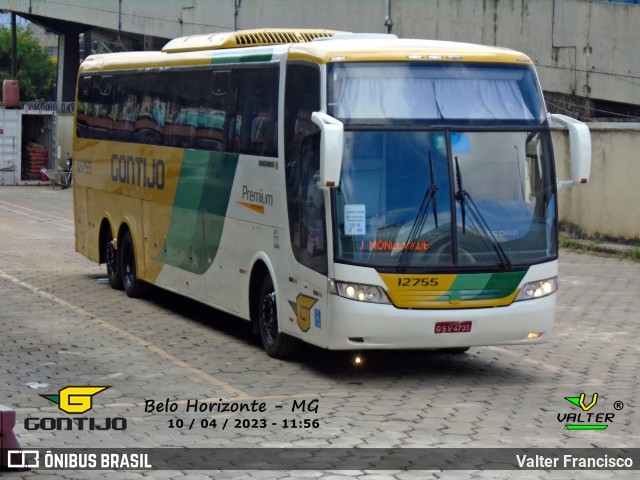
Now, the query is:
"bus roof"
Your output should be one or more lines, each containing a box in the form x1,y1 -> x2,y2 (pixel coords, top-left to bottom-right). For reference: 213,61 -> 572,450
79,29 -> 533,73
288,37 -> 533,65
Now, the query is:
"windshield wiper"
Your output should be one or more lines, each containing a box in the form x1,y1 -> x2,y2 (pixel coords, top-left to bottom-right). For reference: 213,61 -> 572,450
398,151 -> 439,271
454,156 -> 511,270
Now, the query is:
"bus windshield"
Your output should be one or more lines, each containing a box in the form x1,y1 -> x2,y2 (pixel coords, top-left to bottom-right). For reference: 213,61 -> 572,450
329,63 -> 556,270
327,62 -> 545,125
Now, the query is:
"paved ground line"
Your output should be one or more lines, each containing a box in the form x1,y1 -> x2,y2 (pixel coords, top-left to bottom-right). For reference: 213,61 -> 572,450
0,268 -> 249,399
0,199 -> 74,228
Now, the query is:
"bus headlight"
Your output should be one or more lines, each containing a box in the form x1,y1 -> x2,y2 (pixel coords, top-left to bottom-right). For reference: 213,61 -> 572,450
515,277 -> 557,301
329,280 -> 391,304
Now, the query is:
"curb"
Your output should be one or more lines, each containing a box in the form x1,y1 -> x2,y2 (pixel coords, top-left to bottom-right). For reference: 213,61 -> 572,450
562,238 -> 636,256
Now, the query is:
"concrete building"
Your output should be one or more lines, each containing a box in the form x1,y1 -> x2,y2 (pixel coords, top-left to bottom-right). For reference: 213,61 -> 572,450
0,0 -> 639,120
1,0 -> 639,240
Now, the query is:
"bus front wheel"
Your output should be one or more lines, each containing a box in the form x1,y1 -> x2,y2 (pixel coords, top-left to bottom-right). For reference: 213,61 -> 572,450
258,276 -> 301,359
120,229 -> 149,298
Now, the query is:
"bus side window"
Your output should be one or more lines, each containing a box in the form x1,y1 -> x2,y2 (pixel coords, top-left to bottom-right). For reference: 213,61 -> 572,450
130,74 -> 165,146
91,76 -> 114,140
76,76 -> 93,138
111,74 -> 139,143
284,62 -> 325,274
194,70 -> 230,151
232,66 -> 279,158
250,96 -> 276,156
165,72 -> 202,149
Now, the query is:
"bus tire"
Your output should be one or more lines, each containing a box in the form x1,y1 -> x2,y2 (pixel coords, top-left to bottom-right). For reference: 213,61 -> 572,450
258,275 -> 301,359
120,229 -> 150,298
105,231 -> 123,290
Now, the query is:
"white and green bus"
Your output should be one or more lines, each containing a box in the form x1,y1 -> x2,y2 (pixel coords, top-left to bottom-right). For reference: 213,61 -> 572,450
73,29 -> 591,358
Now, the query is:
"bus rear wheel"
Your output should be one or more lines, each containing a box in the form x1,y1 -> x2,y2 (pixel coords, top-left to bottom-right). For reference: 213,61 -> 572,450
258,276 -> 301,359
120,229 -> 149,298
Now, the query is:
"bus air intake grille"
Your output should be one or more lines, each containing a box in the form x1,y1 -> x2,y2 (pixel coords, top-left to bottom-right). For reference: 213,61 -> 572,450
235,31 -> 298,46
234,30 -> 338,46
163,29 -> 345,53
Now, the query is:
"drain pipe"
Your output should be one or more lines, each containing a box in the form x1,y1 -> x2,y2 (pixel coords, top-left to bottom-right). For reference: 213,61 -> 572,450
234,0 -> 241,31
10,13 -> 17,78
385,0 -> 393,34
118,0 -> 122,31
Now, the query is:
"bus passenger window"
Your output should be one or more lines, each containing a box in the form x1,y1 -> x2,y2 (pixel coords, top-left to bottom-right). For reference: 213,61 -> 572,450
232,67 -> 279,157
111,75 -> 138,142
91,76 -> 114,140
76,76 -> 94,138
250,106 -> 276,156
197,107 -> 225,151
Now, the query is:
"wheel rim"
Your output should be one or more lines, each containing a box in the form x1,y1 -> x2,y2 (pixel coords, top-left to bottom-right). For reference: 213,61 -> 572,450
106,240 -> 117,278
261,291 -> 278,345
123,243 -> 135,288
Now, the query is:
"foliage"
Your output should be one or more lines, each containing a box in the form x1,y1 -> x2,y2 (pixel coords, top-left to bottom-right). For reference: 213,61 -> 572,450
0,25 -> 57,101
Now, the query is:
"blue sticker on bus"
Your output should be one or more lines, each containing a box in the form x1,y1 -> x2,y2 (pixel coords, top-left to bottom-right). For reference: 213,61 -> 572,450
451,133 -> 470,154
315,310 -> 321,328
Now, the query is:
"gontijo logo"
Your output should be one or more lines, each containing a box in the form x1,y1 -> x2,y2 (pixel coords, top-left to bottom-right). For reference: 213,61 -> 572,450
40,386 -> 110,413
25,385 -> 127,431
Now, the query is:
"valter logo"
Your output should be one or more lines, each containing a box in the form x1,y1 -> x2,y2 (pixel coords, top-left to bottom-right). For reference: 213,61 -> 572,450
558,392 -> 618,431
25,385 -> 127,431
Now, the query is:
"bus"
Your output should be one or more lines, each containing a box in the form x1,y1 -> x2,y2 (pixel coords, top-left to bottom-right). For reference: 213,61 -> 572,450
73,28 -> 591,358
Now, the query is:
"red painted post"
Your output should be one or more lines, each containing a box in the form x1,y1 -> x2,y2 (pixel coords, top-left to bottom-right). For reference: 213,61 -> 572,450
0,404 -> 22,469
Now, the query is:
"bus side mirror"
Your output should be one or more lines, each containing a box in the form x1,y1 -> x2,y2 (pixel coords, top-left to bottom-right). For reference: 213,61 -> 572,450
549,113 -> 591,189
311,111 -> 343,187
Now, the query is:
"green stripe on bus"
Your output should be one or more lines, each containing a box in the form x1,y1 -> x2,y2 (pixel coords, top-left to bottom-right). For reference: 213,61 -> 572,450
212,52 -> 274,65
466,270 -> 527,301
157,150 -> 239,274
434,270 -> 527,303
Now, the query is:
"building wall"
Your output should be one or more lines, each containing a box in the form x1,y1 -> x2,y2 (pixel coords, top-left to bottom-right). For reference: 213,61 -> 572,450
235,0 -> 640,109
235,0 -> 387,33
0,0 -> 640,104
2,0 -> 639,107
555,124 -> 640,240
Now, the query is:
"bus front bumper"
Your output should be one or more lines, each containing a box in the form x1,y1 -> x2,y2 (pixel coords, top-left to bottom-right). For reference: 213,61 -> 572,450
325,293 -> 556,350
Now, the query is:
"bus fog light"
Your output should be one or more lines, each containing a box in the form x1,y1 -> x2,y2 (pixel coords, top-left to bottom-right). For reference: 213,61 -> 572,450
527,332 -> 543,339
352,353 -> 364,367
515,277 -> 557,301
333,281 -> 390,304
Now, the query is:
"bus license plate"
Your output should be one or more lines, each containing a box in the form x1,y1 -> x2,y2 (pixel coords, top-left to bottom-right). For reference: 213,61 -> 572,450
434,321 -> 472,334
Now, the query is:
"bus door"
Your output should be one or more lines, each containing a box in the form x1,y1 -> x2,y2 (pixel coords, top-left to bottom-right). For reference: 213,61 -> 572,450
281,62 -> 329,343
284,129 -> 330,343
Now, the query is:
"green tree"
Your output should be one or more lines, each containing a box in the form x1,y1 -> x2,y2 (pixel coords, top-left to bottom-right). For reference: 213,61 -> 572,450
0,25 -> 57,101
